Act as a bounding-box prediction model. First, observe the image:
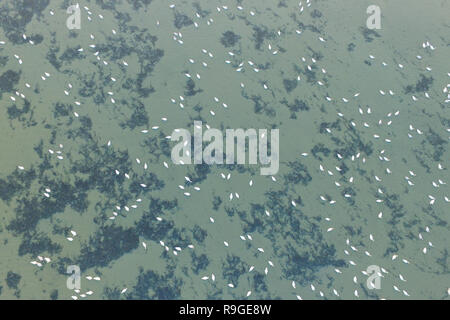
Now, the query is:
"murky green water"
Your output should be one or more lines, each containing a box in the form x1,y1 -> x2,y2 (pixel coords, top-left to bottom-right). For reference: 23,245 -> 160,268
0,0 -> 449,300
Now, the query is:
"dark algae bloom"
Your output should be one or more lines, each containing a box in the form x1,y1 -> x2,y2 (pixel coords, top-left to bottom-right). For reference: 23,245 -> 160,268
0,0 -> 449,301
